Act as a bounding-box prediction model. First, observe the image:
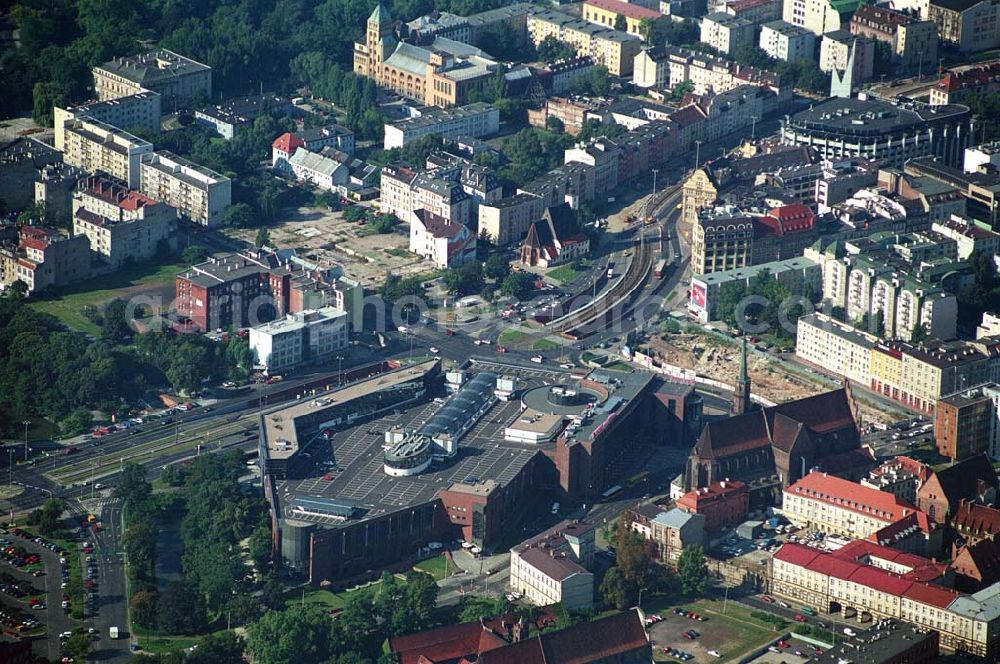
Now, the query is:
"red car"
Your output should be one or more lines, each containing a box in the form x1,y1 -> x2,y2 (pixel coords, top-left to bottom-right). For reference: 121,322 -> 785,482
762,595 -> 775,603
779,640 -> 790,648
681,632 -> 694,640
794,614 -> 808,623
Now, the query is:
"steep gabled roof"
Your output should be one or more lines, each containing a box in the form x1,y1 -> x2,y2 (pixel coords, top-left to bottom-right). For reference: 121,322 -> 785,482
927,454 -> 999,507
952,500 -> 1000,536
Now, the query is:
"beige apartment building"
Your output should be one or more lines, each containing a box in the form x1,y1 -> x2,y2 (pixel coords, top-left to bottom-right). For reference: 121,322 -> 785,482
93,49 -> 212,106
479,193 -> 547,246
927,0 -> 1000,53
691,207 -> 754,274
796,313 -> 876,385
61,118 -> 153,189
54,91 -> 161,152
772,540 -> 1000,658
72,176 -> 177,270
782,471 -> 934,544
509,521 -> 595,611
527,9 -> 643,76
139,151 -> 231,227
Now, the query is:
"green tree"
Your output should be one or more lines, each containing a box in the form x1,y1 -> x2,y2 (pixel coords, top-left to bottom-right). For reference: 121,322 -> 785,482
484,254 -> 512,281
677,545 -> 708,597
27,498 -> 65,535
157,580 -> 206,634
130,589 -> 159,628
910,323 -> 930,344
500,272 -> 535,300
614,14 -> 628,32
225,203 -> 257,228
245,605 -> 335,664
186,631 -> 246,664
101,298 -> 133,343
442,261 -> 484,296
181,245 -> 210,264
59,407 -> 93,437
600,566 -> 634,610
545,116 -> 565,133
228,593 -> 264,626
116,463 -> 151,504
63,633 -> 92,660
255,227 -> 271,248
5,280 -> 28,300
616,518 -> 653,587
458,595 -> 507,622
536,36 -> 578,63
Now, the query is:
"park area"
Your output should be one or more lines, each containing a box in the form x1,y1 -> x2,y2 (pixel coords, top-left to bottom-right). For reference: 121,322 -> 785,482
643,596 -> 787,663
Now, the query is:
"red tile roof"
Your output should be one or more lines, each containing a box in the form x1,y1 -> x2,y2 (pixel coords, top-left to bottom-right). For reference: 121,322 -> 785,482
670,104 -> 707,129
850,566 -> 914,596
21,237 -> 47,252
952,500 -> 1000,536
678,480 -> 748,511
785,472 -> 923,524
902,582 -> 960,609
273,132 -> 305,154
389,621 -> 508,664
585,0 -> 661,20
773,543 -> 822,567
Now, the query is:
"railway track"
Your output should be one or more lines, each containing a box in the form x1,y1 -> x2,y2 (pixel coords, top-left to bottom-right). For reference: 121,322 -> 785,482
553,186 -> 681,338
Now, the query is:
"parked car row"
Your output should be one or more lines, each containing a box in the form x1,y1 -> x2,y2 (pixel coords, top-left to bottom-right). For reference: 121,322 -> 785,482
0,606 -> 39,633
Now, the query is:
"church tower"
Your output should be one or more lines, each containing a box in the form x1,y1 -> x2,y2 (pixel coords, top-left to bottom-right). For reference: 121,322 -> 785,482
356,3 -> 395,81
731,337 -> 751,416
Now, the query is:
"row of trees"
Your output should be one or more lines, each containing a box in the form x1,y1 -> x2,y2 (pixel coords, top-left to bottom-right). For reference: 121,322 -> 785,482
715,270 -> 815,341
732,44 -> 832,94
245,570 -> 439,664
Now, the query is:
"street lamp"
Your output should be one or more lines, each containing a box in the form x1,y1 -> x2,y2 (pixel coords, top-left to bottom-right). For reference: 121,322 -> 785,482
22,420 -> 29,462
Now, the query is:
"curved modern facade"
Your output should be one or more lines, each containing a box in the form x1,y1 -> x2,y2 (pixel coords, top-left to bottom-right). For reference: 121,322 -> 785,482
781,97 -> 972,167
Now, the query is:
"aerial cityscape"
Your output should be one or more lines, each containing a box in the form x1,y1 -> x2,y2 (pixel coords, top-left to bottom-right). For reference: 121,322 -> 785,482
5,0 -> 1000,662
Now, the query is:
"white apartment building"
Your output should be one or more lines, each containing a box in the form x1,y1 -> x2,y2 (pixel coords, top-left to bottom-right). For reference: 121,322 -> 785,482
479,193 -> 547,246
139,150 -> 231,226
248,307 -> 349,373
633,46 -> 670,89
819,30 -> 875,83
409,210 -> 476,268
61,118 -> 153,189
379,164 -> 473,226
72,176 -> 177,270
783,0 -> 864,35
759,20 -> 816,61
509,521 -> 595,611
700,12 -> 756,56
383,103 -> 500,150
54,91 -> 161,152
796,312 -> 877,385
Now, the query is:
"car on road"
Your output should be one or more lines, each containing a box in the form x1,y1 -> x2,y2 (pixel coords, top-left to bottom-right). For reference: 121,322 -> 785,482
794,614 -> 808,623
530,355 -> 544,363
429,347 -> 439,354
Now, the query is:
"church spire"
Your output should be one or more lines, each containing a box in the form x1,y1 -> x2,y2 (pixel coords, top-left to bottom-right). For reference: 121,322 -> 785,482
368,2 -> 392,25
732,337 -> 751,415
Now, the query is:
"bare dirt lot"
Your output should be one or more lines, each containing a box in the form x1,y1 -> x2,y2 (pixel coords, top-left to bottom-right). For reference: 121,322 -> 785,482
643,332 -> 892,425
226,204 -> 437,289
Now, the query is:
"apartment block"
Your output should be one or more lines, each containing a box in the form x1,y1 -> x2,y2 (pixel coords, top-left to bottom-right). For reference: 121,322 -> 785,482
54,91 -> 161,151
759,20 -> 816,61
850,5 -> 939,71
691,207 -> 755,274
633,46 -> 671,89
783,471 -> 939,554
509,521 -> 595,611
61,118 -> 153,189
479,193 -> 547,246
936,390 -> 994,461
72,175 -> 177,270
773,539 -> 1000,658
583,0 -> 661,35
676,480 -> 749,532
927,0 -> 1000,53
410,209 -> 477,268
139,151 -> 231,227
0,137 -> 62,211
1,226 -> 91,294
819,30 -> 875,83
782,0 -> 865,35
93,49 -> 212,106
383,103 -> 499,150
795,312 -> 877,385
862,457 -> 931,505
931,217 -> 1000,259
175,250 -> 363,332
248,306 -> 348,372
527,9 -> 644,76
194,95 -> 294,140
932,59 -> 1000,106
701,12 -> 756,55
690,255 -> 820,322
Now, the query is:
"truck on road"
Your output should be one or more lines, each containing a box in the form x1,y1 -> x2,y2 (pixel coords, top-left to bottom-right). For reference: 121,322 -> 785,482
110,626 -> 119,639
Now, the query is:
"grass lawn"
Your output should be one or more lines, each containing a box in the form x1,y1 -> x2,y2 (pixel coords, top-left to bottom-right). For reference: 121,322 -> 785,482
532,338 -> 561,351
414,555 -> 452,581
284,575 -> 416,612
546,262 -> 584,284
138,634 -> 202,654
499,329 -> 532,345
28,259 -> 189,335
604,361 -> 633,371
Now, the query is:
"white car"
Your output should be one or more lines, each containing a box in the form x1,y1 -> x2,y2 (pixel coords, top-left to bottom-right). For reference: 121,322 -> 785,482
530,355 -> 544,363
430,347 -> 439,354
708,650 -> 722,658
473,340 -> 482,345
